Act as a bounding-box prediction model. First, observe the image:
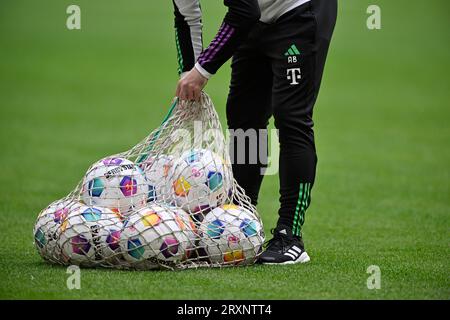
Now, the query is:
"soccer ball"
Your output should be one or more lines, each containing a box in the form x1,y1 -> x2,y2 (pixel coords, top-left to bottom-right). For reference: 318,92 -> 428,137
198,204 -> 264,265
139,154 -> 174,203
81,157 -> 148,216
34,199 -> 82,261
120,203 -> 191,268
169,149 -> 232,215
58,205 -> 123,266
167,205 -> 199,258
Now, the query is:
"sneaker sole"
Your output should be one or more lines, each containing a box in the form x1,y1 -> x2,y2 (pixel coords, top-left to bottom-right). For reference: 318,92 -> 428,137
262,252 -> 311,265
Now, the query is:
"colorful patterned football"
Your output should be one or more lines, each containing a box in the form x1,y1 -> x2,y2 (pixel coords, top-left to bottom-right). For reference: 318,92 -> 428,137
34,199 -> 82,261
58,205 -> 123,266
167,205 -> 199,259
198,204 -> 264,265
169,149 -> 232,215
120,203 -> 191,267
81,157 -> 148,216
139,154 -> 174,203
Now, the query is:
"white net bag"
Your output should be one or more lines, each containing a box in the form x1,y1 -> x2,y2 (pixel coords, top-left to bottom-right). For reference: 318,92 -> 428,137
33,93 -> 265,270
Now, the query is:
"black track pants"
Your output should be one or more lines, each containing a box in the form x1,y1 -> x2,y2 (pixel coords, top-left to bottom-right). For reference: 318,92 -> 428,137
227,0 -> 337,237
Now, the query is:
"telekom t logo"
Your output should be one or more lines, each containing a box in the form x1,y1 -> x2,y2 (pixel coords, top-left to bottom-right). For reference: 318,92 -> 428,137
287,68 -> 301,85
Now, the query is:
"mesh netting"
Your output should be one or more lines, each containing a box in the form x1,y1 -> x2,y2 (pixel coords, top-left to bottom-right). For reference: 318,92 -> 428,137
33,93 -> 265,270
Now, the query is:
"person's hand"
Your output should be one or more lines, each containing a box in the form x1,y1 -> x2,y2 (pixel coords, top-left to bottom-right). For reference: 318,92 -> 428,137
176,67 -> 208,101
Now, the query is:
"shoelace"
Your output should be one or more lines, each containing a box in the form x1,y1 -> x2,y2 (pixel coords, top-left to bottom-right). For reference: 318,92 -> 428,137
263,228 -> 290,251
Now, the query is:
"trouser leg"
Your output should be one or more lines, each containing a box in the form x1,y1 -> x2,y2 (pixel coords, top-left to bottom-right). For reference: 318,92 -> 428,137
267,0 -> 337,236
226,31 -> 273,206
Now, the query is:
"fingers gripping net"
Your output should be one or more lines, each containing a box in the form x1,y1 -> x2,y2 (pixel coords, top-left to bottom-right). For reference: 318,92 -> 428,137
33,93 -> 265,270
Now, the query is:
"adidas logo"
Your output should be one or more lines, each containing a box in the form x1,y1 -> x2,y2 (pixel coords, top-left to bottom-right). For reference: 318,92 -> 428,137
284,44 -> 301,56
284,246 -> 302,260
279,229 -> 287,235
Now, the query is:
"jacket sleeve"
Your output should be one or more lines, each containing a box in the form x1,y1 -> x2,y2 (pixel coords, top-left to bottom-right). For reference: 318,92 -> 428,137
173,0 -> 203,76
196,0 -> 261,78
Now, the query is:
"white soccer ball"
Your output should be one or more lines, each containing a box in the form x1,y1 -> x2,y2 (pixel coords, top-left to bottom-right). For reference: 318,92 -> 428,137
58,205 -> 123,266
139,154 -> 174,203
120,203 -> 191,268
34,199 -> 82,261
169,149 -> 232,215
198,204 -> 264,265
167,205 -> 199,258
81,157 -> 148,216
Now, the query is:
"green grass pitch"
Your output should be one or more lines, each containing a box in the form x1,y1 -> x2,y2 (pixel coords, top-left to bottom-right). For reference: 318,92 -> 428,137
0,0 -> 448,299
